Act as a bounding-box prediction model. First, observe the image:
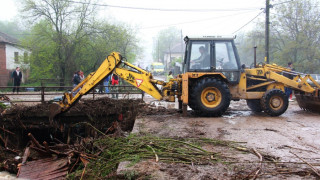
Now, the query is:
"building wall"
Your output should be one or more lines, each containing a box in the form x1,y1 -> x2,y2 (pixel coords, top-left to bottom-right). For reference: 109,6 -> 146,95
0,43 -> 10,86
6,44 -> 29,83
0,43 -> 29,86
6,44 -> 27,70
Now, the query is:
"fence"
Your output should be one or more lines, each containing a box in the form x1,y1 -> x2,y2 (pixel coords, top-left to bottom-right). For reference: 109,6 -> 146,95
0,85 -> 144,103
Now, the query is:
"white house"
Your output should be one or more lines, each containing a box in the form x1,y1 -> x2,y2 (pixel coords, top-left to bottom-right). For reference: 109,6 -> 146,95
163,42 -> 185,73
0,31 -> 29,86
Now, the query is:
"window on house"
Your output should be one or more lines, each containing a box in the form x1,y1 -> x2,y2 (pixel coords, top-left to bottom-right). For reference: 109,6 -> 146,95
24,52 -> 28,62
14,52 -> 19,62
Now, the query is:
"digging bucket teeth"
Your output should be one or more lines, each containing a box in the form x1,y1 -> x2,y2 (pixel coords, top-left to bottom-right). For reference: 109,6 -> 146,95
295,90 -> 320,113
48,103 -> 62,120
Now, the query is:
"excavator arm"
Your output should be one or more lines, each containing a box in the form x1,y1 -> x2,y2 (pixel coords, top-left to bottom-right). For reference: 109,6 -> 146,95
49,52 -> 173,119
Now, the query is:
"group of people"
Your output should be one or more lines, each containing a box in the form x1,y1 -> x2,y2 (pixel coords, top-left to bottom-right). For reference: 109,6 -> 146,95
98,74 -> 119,99
72,71 -> 119,98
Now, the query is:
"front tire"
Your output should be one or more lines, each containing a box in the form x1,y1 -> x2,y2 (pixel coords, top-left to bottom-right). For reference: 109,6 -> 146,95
261,89 -> 288,116
189,78 -> 231,116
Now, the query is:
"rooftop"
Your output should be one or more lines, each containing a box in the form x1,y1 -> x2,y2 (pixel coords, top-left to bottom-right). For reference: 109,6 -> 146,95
0,31 -> 19,44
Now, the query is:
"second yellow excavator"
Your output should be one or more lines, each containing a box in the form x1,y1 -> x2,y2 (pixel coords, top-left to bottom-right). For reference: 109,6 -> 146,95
49,36 -> 320,118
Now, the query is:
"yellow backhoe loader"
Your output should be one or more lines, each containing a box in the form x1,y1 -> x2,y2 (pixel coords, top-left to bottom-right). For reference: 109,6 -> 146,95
49,36 -> 320,119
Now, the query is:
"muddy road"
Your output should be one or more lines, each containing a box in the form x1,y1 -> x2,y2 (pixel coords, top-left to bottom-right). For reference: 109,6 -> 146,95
126,99 -> 320,179
139,99 -> 320,160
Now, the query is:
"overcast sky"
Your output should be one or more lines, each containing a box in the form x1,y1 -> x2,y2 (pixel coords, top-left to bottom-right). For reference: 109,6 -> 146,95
0,0 -> 270,63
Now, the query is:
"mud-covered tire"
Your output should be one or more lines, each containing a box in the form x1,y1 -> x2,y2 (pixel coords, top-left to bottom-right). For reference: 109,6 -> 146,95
189,78 -> 231,116
261,89 -> 288,116
246,99 -> 263,112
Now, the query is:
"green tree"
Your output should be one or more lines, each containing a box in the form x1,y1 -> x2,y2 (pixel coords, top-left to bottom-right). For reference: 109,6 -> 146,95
21,0 -> 97,85
21,0 -> 141,84
237,0 -> 320,73
271,0 -> 320,73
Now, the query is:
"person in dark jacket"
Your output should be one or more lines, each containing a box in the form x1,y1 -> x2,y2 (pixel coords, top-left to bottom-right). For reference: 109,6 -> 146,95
72,71 -> 81,96
12,67 -> 22,93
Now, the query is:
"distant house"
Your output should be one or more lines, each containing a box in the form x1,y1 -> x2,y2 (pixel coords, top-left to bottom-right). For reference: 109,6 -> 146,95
0,31 -> 29,86
163,42 -> 185,73
163,42 -> 185,69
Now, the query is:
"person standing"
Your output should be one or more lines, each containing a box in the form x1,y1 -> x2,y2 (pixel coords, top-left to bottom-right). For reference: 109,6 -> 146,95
111,73 -> 119,99
104,76 -> 111,93
79,71 -> 85,82
167,71 -> 173,81
285,62 -> 295,101
72,71 -> 81,96
12,67 -> 22,93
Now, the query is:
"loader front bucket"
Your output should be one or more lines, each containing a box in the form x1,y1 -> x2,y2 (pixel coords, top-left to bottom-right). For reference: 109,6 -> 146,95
295,92 -> 320,113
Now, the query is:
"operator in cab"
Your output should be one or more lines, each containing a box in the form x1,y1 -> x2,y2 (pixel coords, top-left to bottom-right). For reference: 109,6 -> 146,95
193,46 -> 208,63
191,46 -> 210,69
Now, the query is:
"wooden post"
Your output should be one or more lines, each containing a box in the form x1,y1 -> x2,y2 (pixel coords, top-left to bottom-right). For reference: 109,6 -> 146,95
178,100 -> 182,111
41,86 -> 45,104
142,91 -> 144,100
182,104 -> 187,117
92,89 -> 95,100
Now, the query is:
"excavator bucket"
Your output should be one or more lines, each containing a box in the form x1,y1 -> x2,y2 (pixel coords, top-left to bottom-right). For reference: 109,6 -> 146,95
295,92 -> 320,113
48,103 -> 62,120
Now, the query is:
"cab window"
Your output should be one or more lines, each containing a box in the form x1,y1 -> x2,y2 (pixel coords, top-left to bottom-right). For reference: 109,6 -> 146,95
189,41 -> 211,70
215,42 -> 238,70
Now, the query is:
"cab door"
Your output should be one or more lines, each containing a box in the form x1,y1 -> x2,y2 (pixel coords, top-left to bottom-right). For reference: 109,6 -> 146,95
214,40 -> 241,83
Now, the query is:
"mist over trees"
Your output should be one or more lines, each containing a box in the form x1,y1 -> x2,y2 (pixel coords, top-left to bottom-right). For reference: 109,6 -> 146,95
152,27 -> 181,63
0,20 -> 28,40
237,0 -> 320,73
17,0 -> 141,85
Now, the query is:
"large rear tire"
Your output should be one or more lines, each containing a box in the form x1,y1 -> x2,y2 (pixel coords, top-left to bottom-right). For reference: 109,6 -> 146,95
261,89 -> 288,116
246,99 -> 263,112
189,78 -> 231,116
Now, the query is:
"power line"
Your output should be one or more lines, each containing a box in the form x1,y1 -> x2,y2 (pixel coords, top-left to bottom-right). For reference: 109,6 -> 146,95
67,0 -> 262,12
232,11 -> 264,34
272,0 -> 295,6
140,10 -> 260,29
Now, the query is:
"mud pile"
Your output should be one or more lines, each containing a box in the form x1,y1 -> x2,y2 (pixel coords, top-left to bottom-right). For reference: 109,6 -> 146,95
2,97 -> 144,132
0,97 -> 144,175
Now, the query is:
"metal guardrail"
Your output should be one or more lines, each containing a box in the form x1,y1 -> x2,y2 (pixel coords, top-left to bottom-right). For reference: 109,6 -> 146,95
0,85 -> 144,103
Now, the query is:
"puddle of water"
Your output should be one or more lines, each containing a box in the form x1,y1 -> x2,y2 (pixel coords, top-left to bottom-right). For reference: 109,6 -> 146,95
301,127 -> 320,132
0,171 -> 19,180
223,111 -> 252,119
222,111 -> 252,124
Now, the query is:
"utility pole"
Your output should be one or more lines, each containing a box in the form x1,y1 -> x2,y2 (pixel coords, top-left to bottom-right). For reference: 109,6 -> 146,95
157,39 -> 160,62
265,0 -> 270,64
181,29 -> 183,61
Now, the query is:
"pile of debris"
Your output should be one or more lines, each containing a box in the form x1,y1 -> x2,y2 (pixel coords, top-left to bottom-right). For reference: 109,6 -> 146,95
0,97 -> 144,177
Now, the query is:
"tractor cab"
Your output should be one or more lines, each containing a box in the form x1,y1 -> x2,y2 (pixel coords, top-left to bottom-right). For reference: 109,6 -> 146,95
183,36 -> 241,83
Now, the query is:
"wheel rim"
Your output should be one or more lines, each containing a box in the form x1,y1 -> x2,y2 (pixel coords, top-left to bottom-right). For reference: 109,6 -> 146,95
201,87 -> 222,108
269,95 -> 283,111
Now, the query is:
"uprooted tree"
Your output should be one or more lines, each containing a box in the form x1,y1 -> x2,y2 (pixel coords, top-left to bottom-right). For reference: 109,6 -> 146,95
21,0 -> 141,85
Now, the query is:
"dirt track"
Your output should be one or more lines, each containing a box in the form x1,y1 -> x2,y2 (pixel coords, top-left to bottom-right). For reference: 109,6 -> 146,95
121,98 -> 320,179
